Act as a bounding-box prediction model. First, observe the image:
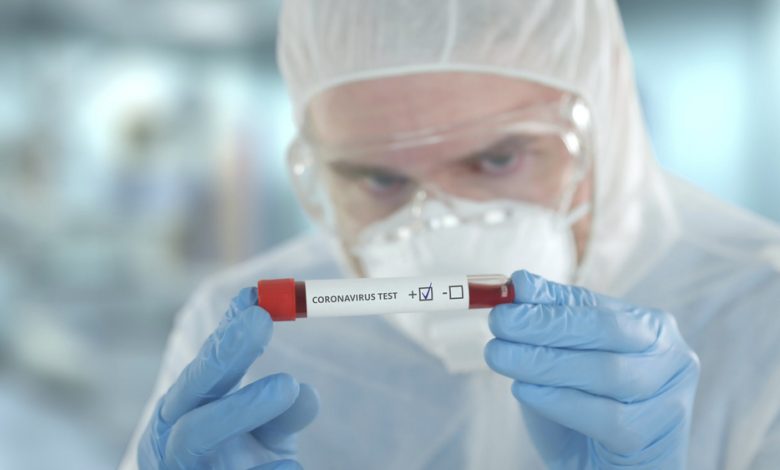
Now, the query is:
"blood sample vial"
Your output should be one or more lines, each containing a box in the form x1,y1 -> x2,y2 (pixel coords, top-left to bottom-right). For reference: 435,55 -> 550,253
257,274 -> 515,321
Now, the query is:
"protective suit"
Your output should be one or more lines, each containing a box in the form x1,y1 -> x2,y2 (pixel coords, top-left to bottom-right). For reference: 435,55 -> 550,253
121,0 -> 780,468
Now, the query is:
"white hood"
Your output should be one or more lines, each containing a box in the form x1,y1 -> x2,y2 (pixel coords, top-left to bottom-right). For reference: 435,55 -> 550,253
277,0 -> 679,296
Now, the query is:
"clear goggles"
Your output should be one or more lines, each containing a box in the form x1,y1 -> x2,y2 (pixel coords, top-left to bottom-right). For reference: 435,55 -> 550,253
288,93 -> 594,242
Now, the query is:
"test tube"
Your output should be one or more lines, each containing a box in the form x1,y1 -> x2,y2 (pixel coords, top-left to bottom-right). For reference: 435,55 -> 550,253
257,274 -> 515,321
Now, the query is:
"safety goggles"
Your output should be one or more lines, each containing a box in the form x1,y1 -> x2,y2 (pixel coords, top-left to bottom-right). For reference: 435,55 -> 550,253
288,93 -> 594,241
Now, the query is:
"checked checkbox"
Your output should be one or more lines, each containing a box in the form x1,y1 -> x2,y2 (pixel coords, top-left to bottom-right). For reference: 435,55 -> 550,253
418,284 -> 433,301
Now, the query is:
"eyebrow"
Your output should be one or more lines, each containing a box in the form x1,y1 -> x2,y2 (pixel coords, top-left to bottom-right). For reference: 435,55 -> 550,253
328,160 -> 406,179
326,134 -> 534,177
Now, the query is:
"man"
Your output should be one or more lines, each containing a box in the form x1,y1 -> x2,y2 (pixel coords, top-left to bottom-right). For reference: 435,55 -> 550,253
122,1 -> 780,468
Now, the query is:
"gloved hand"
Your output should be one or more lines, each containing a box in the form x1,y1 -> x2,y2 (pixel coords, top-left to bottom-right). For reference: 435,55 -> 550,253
484,271 -> 700,469
137,288 -> 319,470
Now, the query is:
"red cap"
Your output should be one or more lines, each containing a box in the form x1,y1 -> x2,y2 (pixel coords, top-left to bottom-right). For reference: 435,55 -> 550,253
257,278 -> 297,321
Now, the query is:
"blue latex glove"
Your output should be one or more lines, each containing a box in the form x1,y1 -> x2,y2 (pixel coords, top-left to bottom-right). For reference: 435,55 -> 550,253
138,288 -> 319,470
485,271 -> 700,469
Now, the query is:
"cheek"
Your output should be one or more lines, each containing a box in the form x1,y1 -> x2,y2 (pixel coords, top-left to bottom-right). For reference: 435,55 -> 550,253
325,175 -> 402,238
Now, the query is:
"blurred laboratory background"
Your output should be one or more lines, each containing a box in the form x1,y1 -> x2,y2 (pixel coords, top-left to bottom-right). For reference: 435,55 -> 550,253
0,0 -> 778,468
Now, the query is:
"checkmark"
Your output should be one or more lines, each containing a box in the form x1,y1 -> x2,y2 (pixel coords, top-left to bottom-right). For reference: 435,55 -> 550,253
419,284 -> 433,301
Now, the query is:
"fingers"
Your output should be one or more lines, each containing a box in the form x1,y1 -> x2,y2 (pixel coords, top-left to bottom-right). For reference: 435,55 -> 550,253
252,383 -> 320,453
487,304 -> 694,402
161,287 -> 273,425
511,381 -> 683,456
511,270 -> 629,310
165,373 -> 300,469
485,338 -> 688,402
489,303 -> 661,353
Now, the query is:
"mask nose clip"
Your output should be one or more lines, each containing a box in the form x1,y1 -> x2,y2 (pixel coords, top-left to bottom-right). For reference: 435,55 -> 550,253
408,187 -> 465,231
409,189 -> 429,220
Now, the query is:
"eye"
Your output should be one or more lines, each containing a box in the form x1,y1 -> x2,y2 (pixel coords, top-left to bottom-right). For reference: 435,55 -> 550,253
473,153 -> 520,175
330,161 -> 411,197
359,170 -> 410,195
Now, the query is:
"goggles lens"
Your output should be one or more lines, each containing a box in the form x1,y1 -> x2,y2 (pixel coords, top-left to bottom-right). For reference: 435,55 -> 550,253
288,94 -> 593,240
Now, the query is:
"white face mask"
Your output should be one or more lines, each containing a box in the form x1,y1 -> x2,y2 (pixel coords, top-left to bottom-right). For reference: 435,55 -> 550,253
350,197 -> 588,373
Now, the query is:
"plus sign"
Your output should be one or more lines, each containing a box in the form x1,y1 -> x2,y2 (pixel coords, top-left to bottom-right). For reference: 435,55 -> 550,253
408,290 -> 417,299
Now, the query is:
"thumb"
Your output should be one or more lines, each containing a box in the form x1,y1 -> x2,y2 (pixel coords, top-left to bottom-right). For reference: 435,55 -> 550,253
252,383 -> 320,454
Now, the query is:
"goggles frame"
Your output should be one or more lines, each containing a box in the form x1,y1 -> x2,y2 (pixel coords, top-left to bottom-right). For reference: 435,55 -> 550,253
287,93 -> 594,237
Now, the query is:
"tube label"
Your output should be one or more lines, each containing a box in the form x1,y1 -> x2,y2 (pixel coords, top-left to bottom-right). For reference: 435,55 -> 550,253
305,276 -> 469,318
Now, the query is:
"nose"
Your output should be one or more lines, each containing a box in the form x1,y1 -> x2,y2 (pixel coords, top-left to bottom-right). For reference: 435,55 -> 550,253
418,170 -> 497,202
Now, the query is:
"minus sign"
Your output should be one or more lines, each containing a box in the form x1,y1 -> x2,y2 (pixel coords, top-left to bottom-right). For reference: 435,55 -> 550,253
442,292 -> 447,295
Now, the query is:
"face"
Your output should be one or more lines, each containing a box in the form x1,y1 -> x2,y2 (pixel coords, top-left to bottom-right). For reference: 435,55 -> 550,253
303,72 -> 593,262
